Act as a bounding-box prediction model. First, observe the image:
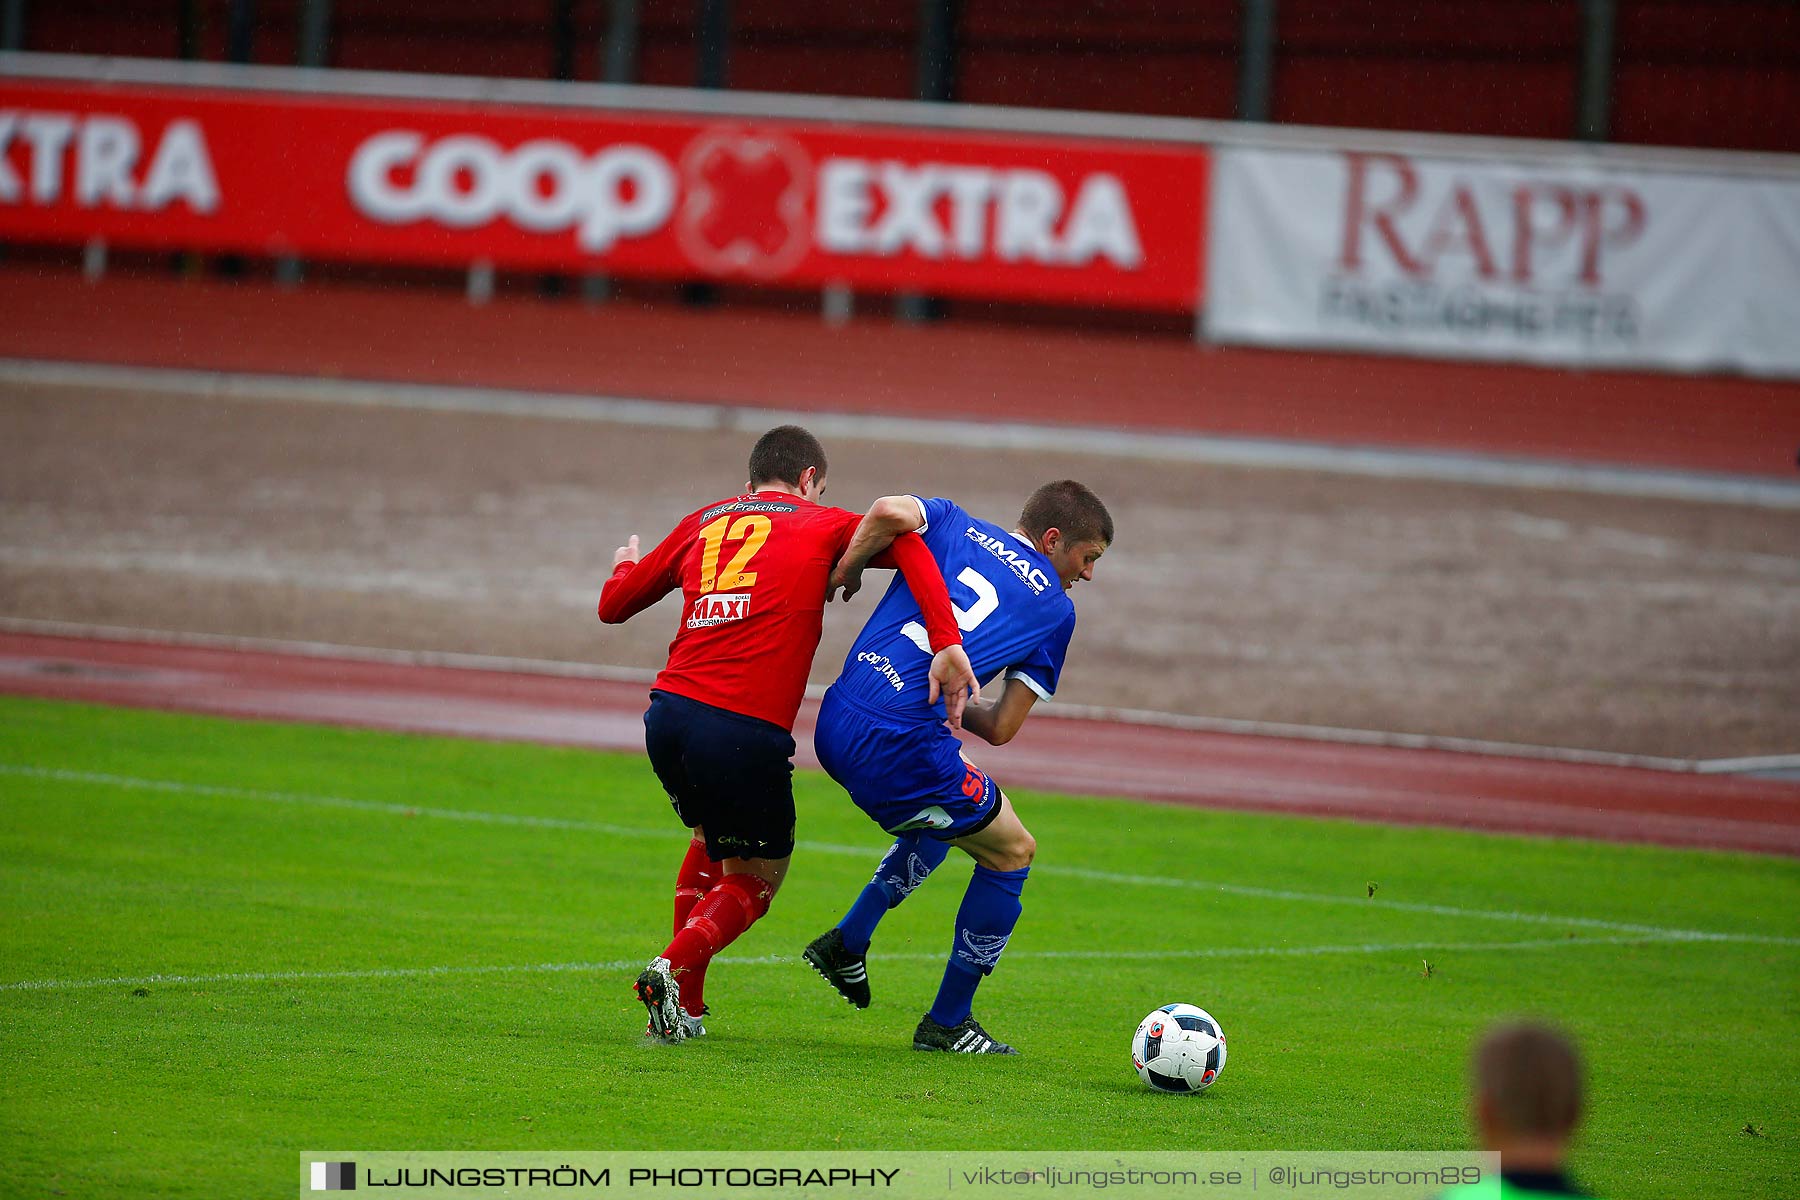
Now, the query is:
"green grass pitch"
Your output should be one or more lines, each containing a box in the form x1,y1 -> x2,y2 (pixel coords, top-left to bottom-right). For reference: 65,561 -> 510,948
1,696 -> 1796,1198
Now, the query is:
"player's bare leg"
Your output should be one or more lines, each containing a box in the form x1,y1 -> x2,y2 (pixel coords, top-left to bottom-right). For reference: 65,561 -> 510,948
949,793 -> 1035,872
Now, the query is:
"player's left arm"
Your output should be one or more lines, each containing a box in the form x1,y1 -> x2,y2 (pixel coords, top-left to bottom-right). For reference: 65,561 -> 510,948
597,517 -> 691,624
959,675 -> 1040,746
963,605 -> 1077,744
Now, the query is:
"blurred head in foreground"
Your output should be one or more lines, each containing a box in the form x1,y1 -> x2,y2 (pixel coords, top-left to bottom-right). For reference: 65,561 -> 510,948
1472,1021 -> 1584,1172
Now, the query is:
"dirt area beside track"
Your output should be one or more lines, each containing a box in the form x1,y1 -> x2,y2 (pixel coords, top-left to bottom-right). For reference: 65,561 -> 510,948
2,379 -> 1797,759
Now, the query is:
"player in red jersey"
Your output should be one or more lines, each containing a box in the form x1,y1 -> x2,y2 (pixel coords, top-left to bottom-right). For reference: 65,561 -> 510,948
598,425 -> 977,1042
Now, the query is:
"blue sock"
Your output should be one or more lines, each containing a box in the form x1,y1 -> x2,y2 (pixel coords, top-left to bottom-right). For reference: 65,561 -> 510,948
836,833 -> 951,954
927,864 -> 1028,1027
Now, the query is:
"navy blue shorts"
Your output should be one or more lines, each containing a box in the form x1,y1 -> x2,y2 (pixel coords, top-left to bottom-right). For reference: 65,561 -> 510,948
813,687 -> 1003,840
643,690 -> 797,862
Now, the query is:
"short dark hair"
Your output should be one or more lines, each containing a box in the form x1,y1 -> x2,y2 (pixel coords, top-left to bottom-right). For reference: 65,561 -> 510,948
1475,1022 -> 1583,1140
747,425 -> 827,489
1019,480 -> 1113,546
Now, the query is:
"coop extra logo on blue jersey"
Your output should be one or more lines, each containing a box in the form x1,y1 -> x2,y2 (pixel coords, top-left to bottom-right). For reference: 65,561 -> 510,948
857,650 -> 906,690
964,527 -> 1051,595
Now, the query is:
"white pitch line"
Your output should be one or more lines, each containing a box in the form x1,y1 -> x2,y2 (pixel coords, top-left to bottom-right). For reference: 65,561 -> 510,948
1042,865 -> 1800,944
0,616 -> 1741,773
0,958 -> 653,992
5,763 -> 1795,949
0,933 -> 1755,994
5,357 -> 1798,509
0,765 -> 663,841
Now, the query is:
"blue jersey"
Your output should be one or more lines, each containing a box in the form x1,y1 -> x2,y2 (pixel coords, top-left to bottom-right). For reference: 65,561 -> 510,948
831,496 -> 1076,722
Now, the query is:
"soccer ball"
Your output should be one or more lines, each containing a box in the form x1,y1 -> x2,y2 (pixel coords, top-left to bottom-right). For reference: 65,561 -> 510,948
1132,1004 -> 1226,1093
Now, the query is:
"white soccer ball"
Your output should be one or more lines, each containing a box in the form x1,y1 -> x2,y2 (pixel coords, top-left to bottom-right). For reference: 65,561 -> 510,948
1132,1003 -> 1226,1093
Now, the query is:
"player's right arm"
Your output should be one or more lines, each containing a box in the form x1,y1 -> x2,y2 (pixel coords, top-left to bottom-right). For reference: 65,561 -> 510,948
829,495 -> 926,602
958,676 -> 1041,746
597,516 -> 695,624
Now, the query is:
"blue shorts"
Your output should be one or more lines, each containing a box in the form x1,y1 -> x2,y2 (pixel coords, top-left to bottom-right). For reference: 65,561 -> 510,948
813,687 -> 1002,840
643,689 -> 796,861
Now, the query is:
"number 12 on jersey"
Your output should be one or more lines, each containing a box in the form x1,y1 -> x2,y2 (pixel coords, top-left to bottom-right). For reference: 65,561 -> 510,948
697,513 -> 770,594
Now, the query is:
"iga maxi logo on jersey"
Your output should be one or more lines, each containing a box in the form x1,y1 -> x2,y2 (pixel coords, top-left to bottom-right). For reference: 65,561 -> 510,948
343,124 -> 1147,277
687,592 -> 752,629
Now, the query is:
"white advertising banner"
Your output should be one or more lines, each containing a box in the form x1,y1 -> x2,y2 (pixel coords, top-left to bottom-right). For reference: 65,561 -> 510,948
1206,146 -> 1800,377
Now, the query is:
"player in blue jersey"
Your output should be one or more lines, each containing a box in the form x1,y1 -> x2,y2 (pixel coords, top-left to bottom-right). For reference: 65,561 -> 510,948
803,480 -> 1112,1054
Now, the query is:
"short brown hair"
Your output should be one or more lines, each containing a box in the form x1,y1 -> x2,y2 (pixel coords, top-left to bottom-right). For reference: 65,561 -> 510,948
747,425 -> 826,489
1019,480 -> 1113,546
1474,1022 -> 1583,1140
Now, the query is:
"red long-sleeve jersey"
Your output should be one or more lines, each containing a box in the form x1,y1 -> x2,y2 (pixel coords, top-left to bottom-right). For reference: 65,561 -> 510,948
598,491 -> 958,731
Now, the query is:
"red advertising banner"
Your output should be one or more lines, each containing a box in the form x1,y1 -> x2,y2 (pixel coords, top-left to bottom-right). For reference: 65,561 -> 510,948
0,77 -> 1209,311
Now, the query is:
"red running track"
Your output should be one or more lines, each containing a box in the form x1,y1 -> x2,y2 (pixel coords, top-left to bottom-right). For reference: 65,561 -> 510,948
3,268 -> 1798,477
4,632 -> 1796,857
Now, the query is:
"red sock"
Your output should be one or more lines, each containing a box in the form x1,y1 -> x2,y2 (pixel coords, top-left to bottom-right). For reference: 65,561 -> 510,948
673,837 -> 721,933
662,873 -> 773,1014
670,838 -> 721,1012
